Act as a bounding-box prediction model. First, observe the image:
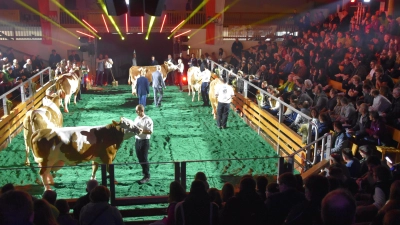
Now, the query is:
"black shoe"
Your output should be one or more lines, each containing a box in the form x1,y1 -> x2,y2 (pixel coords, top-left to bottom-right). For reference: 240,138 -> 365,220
139,177 -> 150,184
221,126 -> 226,129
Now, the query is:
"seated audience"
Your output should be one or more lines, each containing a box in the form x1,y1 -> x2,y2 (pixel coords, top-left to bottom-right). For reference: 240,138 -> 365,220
321,189 -> 356,225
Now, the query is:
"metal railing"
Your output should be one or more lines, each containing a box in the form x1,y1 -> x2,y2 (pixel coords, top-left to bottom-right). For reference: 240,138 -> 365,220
0,156 -> 287,202
209,60 -> 327,168
1,67 -> 52,116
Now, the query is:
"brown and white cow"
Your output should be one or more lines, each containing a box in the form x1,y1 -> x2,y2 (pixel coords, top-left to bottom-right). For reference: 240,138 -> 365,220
55,68 -> 82,113
128,67 -> 147,96
128,62 -> 175,95
30,118 -> 139,190
187,66 -> 202,101
209,76 -> 224,119
23,93 -> 63,166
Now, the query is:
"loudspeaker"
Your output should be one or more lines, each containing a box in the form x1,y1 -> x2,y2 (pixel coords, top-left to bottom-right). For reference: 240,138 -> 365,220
104,0 -> 128,16
88,44 -> 95,56
145,0 -> 166,16
79,45 -> 89,52
181,45 -> 189,51
180,36 -> 189,42
79,36 -> 89,43
129,0 -> 145,17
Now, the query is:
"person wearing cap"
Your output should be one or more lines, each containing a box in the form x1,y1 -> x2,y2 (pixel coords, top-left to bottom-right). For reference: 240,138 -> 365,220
73,180 -> 99,220
215,75 -> 234,129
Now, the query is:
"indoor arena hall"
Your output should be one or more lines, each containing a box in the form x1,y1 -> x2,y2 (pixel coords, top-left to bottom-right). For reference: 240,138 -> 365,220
1,0 -> 400,224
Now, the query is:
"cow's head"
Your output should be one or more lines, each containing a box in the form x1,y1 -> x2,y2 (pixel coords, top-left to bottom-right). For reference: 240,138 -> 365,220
139,67 -> 147,76
164,61 -> 177,72
43,93 -> 62,108
112,117 -> 141,139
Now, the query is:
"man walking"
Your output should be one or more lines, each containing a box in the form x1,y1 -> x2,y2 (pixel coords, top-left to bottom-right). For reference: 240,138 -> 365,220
152,65 -> 166,107
215,75 -> 234,129
136,70 -> 150,107
132,104 -> 153,184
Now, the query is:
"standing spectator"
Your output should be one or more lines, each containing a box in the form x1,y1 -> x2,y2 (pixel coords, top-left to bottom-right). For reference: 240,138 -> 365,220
95,54 -> 104,86
185,0 -> 191,11
215,74 -> 234,129
73,180 -> 99,220
49,49 -> 61,69
152,65 -> 166,107
103,54 -> 113,86
79,186 -> 124,225
80,60 -> 90,93
231,38 -> 243,58
136,68 -> 150,108
387,15 -> 399,36
68,50 -> 80,63
188,53 -> 197,68
150,55 -> 159,66
132,104 -> 153,184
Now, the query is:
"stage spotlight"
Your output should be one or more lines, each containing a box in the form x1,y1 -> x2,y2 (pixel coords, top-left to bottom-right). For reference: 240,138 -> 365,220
99,37 -> 102,40
79,36 -> 89,43
122,37 -> 125,40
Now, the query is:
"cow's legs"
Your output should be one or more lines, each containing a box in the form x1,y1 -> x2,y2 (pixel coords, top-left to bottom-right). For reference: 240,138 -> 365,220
198,89 -> 201,101
73,93 -> 78,105
188,84 -> 191,96
39,163 -> 52,190
91,161 -> 99,180
25,145 -> 30,166
64,95 -> 70,113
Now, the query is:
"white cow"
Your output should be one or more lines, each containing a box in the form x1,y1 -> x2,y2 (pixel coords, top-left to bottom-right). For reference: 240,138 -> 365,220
23,93 -> 63,166
187,66 -> 202,101
55,68 -> 82,113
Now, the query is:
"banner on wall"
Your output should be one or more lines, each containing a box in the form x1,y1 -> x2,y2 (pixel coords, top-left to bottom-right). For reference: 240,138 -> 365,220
49,11 -> 58,23
205,0 -> 216,45
205,0 -> 225,45
38,0 -> 52,45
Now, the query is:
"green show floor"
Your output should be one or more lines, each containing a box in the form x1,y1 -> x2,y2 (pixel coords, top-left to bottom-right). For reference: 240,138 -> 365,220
0,85 -> 278,198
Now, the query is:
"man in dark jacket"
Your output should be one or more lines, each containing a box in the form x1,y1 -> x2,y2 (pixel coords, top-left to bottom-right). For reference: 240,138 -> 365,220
231,38 -> 243,58
49,49 -> 62,69
136,70 -> 150,108
381,87 -> 400,129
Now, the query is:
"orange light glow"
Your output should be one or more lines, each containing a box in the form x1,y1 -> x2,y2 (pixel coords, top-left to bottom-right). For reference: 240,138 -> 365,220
171,20 -> 184,33
102,14 -> 109,33
160,14 -> 167,33
76,30 -> 95,38
82,19 -> 98,33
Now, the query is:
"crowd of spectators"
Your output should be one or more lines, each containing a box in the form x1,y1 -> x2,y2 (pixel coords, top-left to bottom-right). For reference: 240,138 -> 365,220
3,162 -> 400,225
198,9 -> 400,151
0,47 -> 46,96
